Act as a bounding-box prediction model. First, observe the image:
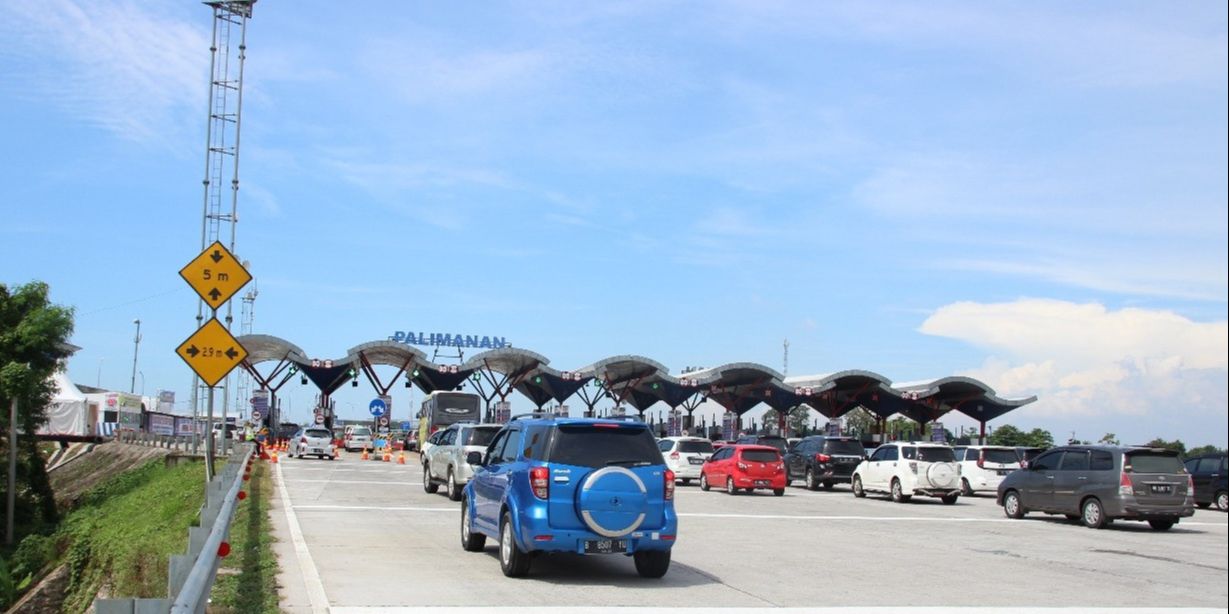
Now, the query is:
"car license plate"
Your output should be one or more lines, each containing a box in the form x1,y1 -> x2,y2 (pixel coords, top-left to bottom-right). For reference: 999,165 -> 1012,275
689,458 -> 704,465
997,470 -> 1010,476
1150,484 -> 1172,494
755,480 -> 770,487
312,448 -> 323,455
583,539 -> 627,554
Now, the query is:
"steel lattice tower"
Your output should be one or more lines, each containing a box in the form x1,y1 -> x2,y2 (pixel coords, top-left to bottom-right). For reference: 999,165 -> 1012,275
191,0 -> 254,470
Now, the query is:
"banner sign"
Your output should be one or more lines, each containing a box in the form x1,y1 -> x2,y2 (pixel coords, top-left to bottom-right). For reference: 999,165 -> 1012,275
826,422 -> 841,437
149,413 -> 175,436
494,401 -> 512,424
106,392 -> 143,428
722,412 -> 736,442
931,422 -> 947,443
389,331 -> 509,350
667,411 -> 682,437
175,416 -> 195,437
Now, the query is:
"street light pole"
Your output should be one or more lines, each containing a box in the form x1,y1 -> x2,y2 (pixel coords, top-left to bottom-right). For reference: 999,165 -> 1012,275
130,319 -> 142,394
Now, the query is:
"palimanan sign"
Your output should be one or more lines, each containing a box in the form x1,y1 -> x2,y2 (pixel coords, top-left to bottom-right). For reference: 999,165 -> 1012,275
389,331 -> 510,350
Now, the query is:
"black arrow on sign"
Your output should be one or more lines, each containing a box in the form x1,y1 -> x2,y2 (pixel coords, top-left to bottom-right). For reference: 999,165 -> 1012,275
208,288 -> 222,301
225,347 -> 239,360
210,250 -> 223,263
186,345 -> 200,358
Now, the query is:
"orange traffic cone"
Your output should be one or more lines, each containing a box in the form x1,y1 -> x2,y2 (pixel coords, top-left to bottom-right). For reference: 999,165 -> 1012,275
334,447 -> 342,461
361,445 -> 369,461
397,450 -> 406,465
382,447 -> 391,462
271,450 -> 279,464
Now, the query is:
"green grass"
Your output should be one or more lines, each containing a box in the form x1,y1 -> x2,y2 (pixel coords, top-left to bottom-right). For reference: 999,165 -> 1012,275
57,459 -> 207,613
208,461 -> 280,613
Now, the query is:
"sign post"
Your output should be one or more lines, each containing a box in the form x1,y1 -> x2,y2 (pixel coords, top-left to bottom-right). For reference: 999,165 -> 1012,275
177,241 -> 251,480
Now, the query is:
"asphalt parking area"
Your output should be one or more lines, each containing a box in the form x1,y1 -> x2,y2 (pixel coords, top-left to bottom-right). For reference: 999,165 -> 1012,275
270,455 -> 1228,611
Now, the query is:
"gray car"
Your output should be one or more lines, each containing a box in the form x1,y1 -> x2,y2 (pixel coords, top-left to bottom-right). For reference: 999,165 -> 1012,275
997,445 -> 1194,530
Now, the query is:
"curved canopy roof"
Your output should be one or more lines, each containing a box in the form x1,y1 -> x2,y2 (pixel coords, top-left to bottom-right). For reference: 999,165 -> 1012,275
234,336 -> 1036,423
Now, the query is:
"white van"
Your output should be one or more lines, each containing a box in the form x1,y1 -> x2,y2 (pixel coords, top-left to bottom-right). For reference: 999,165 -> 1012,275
953,445 -> 1022,495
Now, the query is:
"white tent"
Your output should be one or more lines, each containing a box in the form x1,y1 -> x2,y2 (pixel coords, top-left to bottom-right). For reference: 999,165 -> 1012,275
37,372 -> 95,437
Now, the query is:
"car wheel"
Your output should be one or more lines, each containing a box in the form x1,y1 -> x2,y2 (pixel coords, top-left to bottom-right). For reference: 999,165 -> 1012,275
460,498 -> 486,552
1081,498 -> 1107,529
499,512 -> 531,577
726,477 -> 736,495
423,464 -> 439,494
822,481 -> 834,490
633,549 -> 671,578
941,494 -> 958,505
961,478 -> 974,496
805,469 -> 818,491
447,469 -> 462,502
699,473 -> 710,491
772,488 -> 785,497
1216,491 -> 1229,512
890,479 -> 911,503
852,475 -> 866,498
1148,519 -> 1175,531
1002,490 -> 1026,519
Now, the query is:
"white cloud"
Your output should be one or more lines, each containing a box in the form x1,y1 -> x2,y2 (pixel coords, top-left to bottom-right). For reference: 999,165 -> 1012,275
3,0 -> 207,145
920,298 -> 1228,419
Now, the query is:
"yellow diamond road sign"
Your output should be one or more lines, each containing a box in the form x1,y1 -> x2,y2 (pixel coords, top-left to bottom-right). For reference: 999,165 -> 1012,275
179,241 -> 252,310
176,318 -> 248,387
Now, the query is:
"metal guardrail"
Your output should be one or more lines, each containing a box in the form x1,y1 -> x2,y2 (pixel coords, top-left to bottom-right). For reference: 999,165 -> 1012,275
93,443 -> 255,614
115,430 -> 234,457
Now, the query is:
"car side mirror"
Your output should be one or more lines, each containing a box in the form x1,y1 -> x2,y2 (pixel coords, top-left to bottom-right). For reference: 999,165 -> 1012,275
466,451 -> 484,466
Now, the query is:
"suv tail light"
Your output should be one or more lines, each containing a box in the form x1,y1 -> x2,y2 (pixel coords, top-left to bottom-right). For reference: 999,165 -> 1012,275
976,450 -> 985,469
1186,474 -> 1194,497
530,466 -> 549,499
670,451 -> 680,460
1119,471 -> 1133,496
300,437 -> 307,445
815,453 -> 831,463
664,470 -> 675,500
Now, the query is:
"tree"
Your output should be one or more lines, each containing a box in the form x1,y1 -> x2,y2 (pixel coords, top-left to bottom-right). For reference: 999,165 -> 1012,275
843,407 -> 877,438
762,407 -> 814,436
1145,438 -> 1186,456
987,424 -> 1026,446
1023,428 -> 1055,448
1098,433 -> 1120,445
1186,444 -> 1227,457
1,281 -> 76,540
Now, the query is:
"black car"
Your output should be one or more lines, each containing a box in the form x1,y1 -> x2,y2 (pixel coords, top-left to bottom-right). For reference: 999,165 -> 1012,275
734,435 -> 788,455
784,436 -> 867,489
1184,452 -> 1227,511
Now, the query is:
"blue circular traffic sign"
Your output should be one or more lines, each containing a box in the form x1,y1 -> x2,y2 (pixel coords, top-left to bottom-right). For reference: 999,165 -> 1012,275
400,421 -> 411,430
369,398 -> 387,417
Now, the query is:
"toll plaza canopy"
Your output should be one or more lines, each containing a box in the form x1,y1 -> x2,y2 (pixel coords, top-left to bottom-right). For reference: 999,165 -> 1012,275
235,335 -> 1036,427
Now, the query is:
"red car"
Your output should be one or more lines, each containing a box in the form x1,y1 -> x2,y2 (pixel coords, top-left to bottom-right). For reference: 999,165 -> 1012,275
700,444 -> 787,496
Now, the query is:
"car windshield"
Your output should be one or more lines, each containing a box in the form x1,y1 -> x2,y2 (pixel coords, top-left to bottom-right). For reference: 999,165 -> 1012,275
824,440 -> 865,456
741,449 -> 780,462
305,429 -> 331,439
678,440 -> 714,454
351,427 -> 371,437
757,437 -> 787,452
548,425 -> 662,468
465,427 -> 501,447
983,448 -> 1020,464
915,447 -> 956,462
1125,452 -> 1184,473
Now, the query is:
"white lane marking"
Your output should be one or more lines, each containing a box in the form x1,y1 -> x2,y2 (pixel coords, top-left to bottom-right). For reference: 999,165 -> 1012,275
329,607 -> 1228,613
284,479 -> 418,485
294,504 -> 456,512
275,460 -> 331,613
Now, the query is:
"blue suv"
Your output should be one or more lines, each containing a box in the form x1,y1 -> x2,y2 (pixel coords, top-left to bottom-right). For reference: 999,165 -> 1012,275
460,415 -> 678,578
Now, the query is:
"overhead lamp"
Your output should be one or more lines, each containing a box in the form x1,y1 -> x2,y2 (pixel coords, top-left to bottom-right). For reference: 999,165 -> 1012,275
300,375 -> 308,385
351,379 -> 359,387
404,379 -> 412,388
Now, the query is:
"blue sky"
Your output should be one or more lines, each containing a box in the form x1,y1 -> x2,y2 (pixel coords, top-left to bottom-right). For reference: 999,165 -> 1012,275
2,1 -> 1225,445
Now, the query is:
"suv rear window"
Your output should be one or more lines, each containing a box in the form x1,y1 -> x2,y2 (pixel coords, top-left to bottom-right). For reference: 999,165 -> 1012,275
741,449 -> 780,462
823,439 -> 865,456
1125,452 -> 1184,473
679,440 -> 714,454
757,437 -> 787,452
915,447 -> 956,462
305,429 -> 331,438
465,426 -> 501,447
548,425 -> 662,468
351,427 -> 371,437
983,449 -> 1020,464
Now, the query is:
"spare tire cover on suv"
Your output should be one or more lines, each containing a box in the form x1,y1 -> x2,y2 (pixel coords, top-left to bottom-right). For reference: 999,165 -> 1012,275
926,462 -> 958,488
577,466 -> 649,538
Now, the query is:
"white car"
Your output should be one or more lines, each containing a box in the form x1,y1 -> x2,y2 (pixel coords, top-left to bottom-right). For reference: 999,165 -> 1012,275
419,429 -> 446,459
290,427 -> 336,460
953,445 -> 1022,495
423,423 -> 503,500
852,442 -> 961,504
657,437 -> 715,484
343,425 -> 374,452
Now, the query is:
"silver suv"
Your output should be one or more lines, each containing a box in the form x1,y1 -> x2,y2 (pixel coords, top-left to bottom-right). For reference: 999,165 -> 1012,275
852,442 -> 962,504
423,423 -> 502,501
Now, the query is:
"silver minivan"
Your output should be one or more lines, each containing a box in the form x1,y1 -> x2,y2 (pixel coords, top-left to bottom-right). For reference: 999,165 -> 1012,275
997,445 -> 1195,530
